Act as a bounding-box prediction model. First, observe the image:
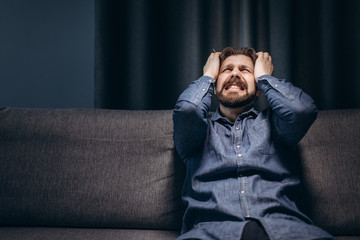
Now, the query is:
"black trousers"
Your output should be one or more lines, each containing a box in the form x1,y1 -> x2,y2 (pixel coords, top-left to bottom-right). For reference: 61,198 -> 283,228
241,220 -> 270,240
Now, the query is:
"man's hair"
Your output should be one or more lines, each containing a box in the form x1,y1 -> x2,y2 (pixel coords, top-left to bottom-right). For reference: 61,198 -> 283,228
219,47 -> 257,66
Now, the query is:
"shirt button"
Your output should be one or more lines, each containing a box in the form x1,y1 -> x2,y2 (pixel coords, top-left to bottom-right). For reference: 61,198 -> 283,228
236,127 -> 240,130
274,84 -> 278,87
241,190 -> 245,194
246,214 -> 251,218
236,145 -> 240,148
202,88 -> 206,91
237,154 -> 242,158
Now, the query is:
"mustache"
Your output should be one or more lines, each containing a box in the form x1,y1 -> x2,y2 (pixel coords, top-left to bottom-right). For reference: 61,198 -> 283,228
220,76 -> 248,92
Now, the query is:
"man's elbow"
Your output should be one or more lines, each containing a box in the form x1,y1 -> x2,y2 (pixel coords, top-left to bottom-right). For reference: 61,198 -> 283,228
293,99 -> 318,128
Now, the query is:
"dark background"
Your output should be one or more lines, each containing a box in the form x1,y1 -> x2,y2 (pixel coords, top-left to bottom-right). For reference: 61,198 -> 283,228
0,0 -> 94,108
1,0 -> 360,110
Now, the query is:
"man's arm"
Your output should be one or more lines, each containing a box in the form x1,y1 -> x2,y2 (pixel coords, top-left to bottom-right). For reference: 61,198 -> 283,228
173,52 -> 220,160
255,52 -> 317,146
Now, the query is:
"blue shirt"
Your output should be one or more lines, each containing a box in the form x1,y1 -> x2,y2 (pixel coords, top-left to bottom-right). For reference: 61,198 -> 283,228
173,75 -> 333,240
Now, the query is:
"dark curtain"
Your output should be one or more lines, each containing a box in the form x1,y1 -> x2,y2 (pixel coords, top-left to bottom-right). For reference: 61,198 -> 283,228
95,0 -> 360,110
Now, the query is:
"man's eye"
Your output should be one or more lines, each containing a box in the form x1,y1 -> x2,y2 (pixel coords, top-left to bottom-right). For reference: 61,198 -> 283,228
241,69 -> 250,72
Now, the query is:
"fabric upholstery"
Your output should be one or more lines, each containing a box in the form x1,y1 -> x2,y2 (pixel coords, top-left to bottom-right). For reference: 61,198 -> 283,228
0,227 -> 179,240
0,108 -> 185,230
0,107 -> 359,239
298,109 -> 360,236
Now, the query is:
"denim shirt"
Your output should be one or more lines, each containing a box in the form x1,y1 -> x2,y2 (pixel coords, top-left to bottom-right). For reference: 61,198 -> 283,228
173,75 -> 333,240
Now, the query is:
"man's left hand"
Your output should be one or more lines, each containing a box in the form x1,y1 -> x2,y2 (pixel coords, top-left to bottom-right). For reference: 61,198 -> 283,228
254,52 -> 274,82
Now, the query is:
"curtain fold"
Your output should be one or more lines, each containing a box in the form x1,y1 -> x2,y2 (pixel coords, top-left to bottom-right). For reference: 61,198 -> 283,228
95,0 -> 360,110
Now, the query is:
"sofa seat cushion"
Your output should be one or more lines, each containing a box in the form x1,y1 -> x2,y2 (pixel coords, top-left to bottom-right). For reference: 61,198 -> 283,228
0,108 -> 185,230
0,227 -> 179,240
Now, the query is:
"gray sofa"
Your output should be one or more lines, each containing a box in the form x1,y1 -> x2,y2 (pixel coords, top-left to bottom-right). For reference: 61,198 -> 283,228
0,107 -> 359,240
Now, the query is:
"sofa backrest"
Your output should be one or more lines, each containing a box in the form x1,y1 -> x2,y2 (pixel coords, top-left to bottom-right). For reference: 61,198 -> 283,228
0,108 -> 185,230
298,109 -> 360,236
1,107 -> 359,235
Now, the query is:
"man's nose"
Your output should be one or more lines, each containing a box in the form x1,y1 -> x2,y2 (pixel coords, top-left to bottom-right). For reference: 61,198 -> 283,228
231,68 -> 241,78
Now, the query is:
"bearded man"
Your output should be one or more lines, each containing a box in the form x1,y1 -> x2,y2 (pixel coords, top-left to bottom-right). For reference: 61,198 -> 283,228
173,47 -> 333,240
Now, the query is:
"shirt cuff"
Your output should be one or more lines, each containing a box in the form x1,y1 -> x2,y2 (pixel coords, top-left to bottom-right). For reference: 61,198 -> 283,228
178,76 -> 215,106
257,75 -> 283,91
257,75 -> 295,101
192,76 -> 215,104
201,75 -> 216,84
198,75 -> 216,91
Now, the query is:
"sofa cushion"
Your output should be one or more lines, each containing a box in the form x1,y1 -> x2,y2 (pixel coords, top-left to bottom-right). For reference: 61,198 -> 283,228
0,227 -> 179,240
298,109 -> 360,236
0,108 -> 185,230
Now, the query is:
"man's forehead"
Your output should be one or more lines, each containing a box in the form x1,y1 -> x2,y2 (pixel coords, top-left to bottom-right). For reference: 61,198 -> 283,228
221,54 -> 254,68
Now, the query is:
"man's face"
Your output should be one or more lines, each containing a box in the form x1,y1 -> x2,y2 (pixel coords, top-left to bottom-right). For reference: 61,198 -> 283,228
215,54 -> 258,109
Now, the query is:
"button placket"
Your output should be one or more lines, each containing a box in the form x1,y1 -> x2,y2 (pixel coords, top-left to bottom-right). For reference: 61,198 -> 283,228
234,121 -> 251,218
238,176 -> 251,218
234,122 -> 244,178
234,124 -> 243,161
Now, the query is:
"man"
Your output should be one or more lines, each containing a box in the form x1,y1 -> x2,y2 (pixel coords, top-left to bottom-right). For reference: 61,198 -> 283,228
173,47 -> 333,240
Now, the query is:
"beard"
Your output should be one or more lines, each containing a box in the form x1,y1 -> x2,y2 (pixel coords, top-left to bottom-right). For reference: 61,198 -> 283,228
216,90 -> 257,109
216,77 -> 257,109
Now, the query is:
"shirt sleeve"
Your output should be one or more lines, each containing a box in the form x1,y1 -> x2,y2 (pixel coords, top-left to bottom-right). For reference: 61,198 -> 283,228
257,75 -> 318,146
173,76 -> 215,160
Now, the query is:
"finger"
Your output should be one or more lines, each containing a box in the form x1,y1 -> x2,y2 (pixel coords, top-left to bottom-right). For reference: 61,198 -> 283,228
208,52 -> 219,59
264,52 -> 269,58
212,52 -> 221,58
256,51 -> 264,57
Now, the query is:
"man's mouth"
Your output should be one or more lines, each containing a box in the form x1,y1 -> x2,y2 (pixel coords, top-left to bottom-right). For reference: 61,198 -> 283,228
224,83 -> 246,91
221,76 -> 247,92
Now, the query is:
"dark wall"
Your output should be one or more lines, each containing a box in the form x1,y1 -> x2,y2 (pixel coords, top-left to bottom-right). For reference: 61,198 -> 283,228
0,0 -> 94,108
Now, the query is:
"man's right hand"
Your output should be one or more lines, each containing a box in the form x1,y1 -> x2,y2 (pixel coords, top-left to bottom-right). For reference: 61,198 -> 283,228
203,52 -> 221,79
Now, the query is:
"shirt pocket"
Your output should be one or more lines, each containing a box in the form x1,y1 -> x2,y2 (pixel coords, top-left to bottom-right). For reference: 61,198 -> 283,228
248,116 -> 277,155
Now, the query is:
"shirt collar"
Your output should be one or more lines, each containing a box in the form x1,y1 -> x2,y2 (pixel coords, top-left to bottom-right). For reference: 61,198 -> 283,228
211,107 -> 259,123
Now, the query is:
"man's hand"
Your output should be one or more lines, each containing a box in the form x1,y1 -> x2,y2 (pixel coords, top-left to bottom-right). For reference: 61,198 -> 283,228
203,52 -> 221,79
254,52 -> 274,82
